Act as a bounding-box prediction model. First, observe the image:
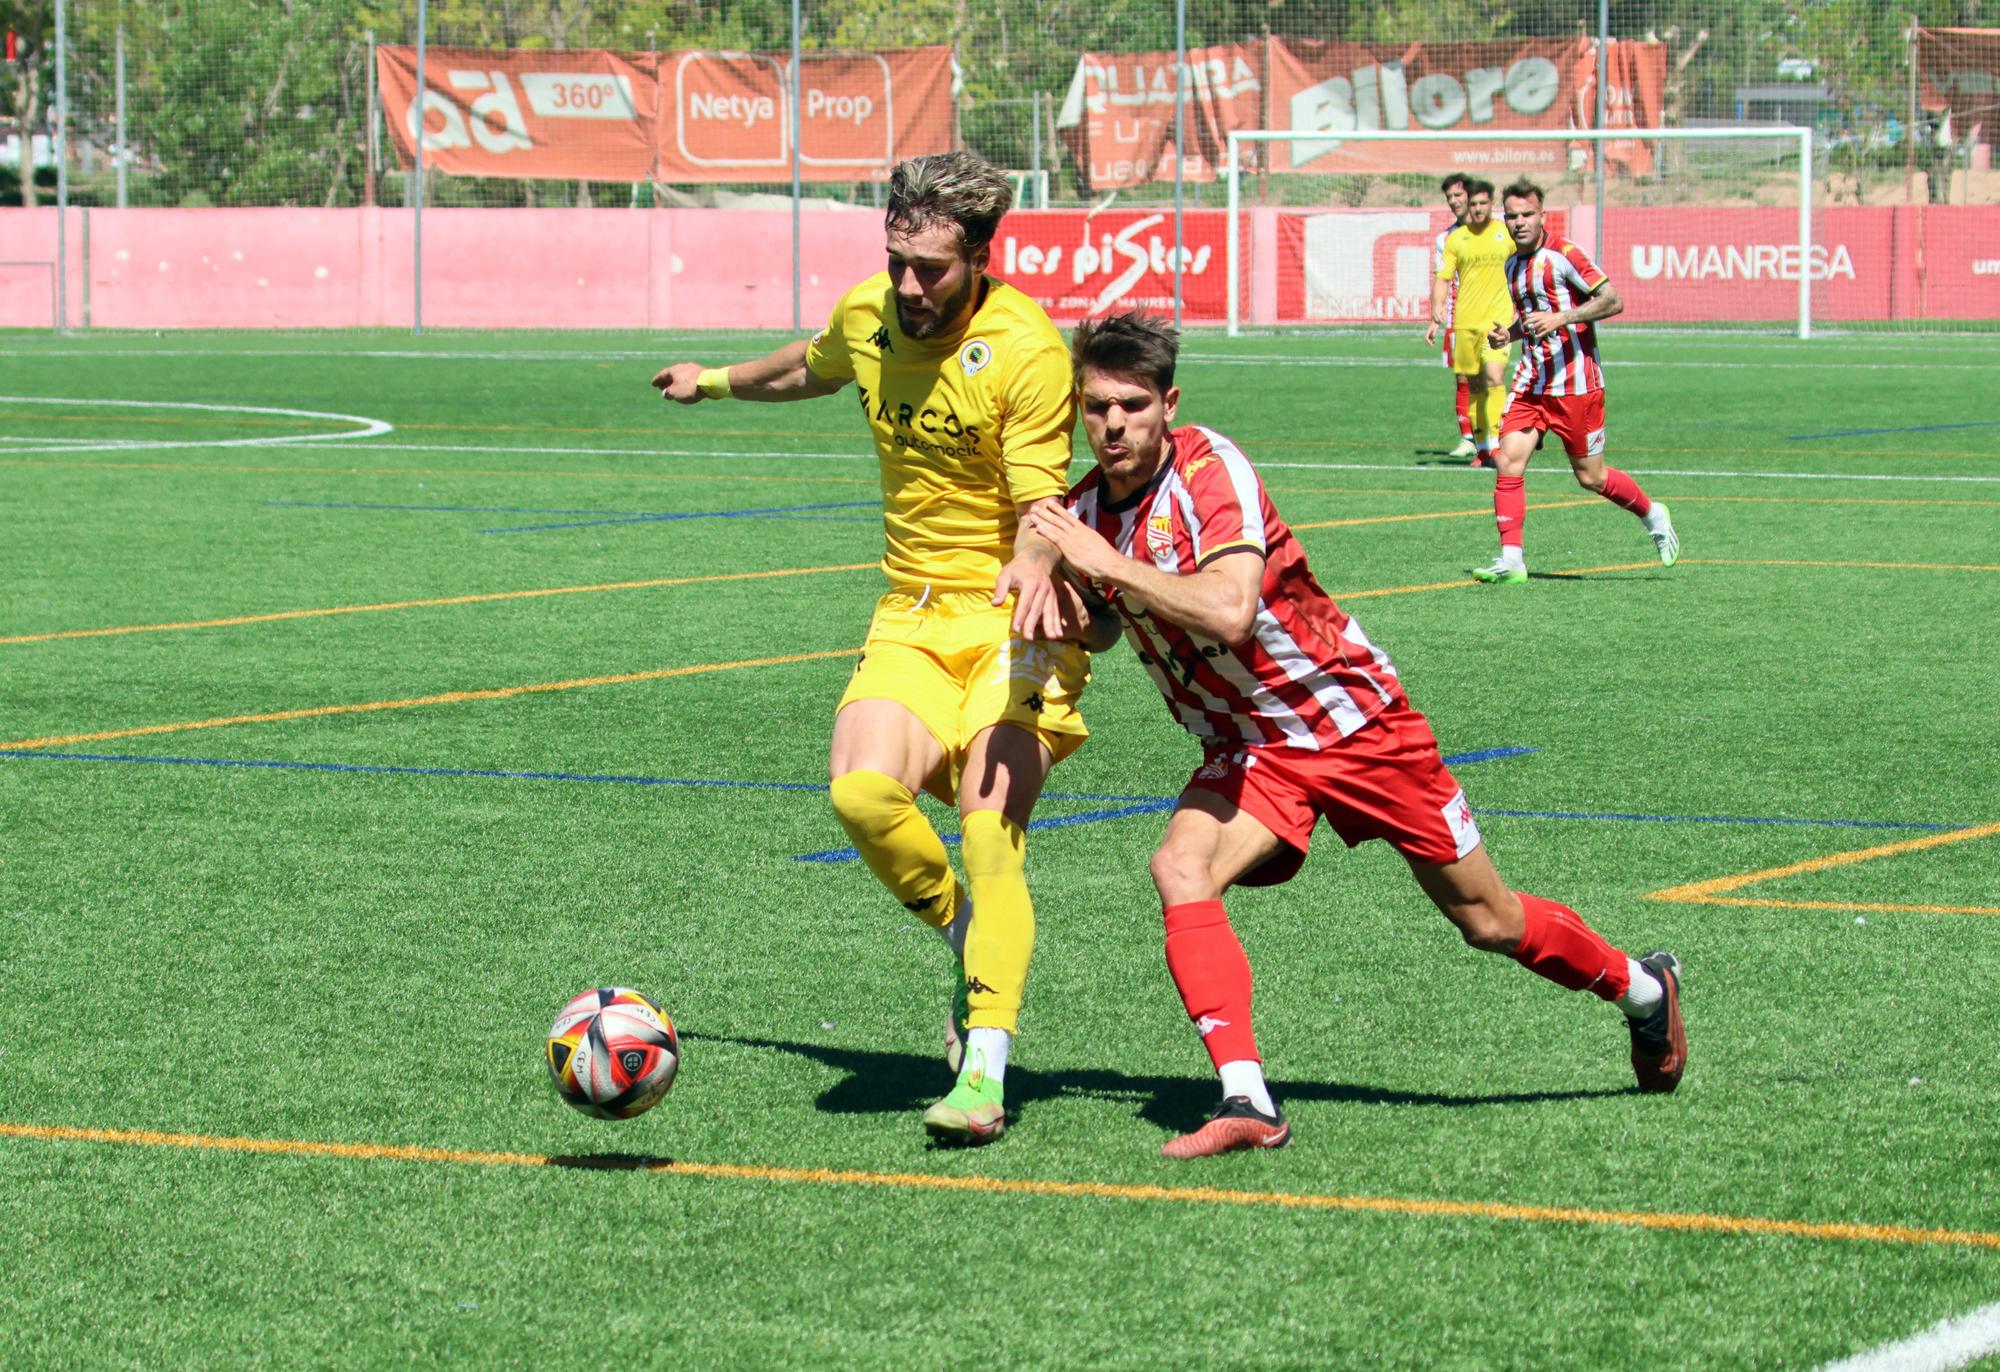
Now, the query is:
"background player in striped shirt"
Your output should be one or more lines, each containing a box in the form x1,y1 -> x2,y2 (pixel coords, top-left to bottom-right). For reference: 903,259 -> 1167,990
1471,179 -> 1680,585
1423,174 -> 1478,461
1429,178 -> 1514,466
652,152 -> 1113,1146
1024,312 -> 1687,1159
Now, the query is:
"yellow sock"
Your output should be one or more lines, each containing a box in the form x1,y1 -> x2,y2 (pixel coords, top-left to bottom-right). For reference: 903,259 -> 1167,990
959,810 -> 1031,1034
1475,384 -> 1504,444
828,771 -> 959,928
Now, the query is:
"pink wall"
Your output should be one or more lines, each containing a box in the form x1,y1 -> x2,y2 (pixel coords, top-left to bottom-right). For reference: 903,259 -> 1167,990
3,204 -> 1995,330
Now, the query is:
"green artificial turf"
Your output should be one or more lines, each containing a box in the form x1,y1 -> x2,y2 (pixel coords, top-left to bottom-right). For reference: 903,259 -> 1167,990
1,327 -> 1996,1368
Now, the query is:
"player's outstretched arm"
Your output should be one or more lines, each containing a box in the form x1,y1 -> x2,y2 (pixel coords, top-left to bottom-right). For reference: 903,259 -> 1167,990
994,497 -> 1071,640
651,339 -> 846,406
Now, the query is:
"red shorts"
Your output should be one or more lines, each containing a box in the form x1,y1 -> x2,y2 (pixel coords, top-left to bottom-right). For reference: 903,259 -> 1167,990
1183,702 -> 1483,886
1499,388 -> 1605,459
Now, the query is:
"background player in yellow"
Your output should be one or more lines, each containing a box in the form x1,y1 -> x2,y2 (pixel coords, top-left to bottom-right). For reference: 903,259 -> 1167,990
1430,178 -> 1516,465
651,151 -> 1116,1147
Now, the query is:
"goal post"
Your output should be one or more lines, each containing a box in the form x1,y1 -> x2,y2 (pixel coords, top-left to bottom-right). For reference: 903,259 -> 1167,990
1225,126 -> 1814,340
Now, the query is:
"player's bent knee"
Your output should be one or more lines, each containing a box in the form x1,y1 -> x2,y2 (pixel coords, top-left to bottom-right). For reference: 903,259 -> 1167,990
828,769 -> 914,840
1449,902 -> 1518,953
1572,466 -> 1606,492
1149,842 -> 1217,905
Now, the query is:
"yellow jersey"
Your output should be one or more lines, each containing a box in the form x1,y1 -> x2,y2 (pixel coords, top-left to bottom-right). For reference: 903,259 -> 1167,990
1438,220 -> 1517,336
804,273 -> 1076,592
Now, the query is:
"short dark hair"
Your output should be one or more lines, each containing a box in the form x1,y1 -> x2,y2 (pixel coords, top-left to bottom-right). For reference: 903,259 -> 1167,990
885,151 -> 1013,253
1440,173 -> 1471,195
1501,178 -> 1546,206
1071,311 -> 1179,393
1464,177 -> 1496,200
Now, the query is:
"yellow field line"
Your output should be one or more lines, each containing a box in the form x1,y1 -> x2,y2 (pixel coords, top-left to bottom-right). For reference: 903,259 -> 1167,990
1293,499 -> 1599,531
0,649 -> 860,751
1645,821 -> 2000,917
2,1120 -> 1993,1250
0,563 -> 877,646
1680,558 -> 2000,573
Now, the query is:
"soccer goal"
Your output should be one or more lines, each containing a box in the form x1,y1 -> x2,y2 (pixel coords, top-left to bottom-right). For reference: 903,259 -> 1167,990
1223,126 -> 1815,339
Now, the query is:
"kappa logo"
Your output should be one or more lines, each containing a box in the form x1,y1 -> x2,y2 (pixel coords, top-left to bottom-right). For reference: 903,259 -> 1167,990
964,975 -> 996,995
1194,751 -> 1242,782
1194,1015 -> 1231,1037
959,339 -> 992,376
869,325 -> 894,353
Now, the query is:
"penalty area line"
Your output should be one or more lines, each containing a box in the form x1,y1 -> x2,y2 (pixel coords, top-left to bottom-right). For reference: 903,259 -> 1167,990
3,1120 -> 1998,1252
1815,1300 -> 2000,1372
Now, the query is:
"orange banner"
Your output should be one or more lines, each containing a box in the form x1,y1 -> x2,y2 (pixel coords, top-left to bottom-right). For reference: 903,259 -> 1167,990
1059,37 -> 1663,189
1916,28 -> 2000,133
377,45 -> 955,183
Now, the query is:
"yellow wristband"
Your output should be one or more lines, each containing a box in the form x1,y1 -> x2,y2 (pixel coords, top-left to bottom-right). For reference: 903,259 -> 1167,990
696,367 -> 733,400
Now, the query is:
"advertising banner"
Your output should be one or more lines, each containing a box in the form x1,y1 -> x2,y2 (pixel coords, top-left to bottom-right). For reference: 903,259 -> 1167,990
1915,27 -> 2000,135
1267,37 -> 1662,178
377,45 -> 954,183
1054,43 -> 1267,190
1059,38 -> 1663,189
1275,207 -> 1563,323
994,210 -> 1234,321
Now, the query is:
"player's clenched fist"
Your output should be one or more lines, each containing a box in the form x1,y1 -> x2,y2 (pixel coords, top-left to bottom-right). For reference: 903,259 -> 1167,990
652,363 -> 708,404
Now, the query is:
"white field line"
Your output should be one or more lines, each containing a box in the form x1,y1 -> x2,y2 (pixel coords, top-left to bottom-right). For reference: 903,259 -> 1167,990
4,436 -> 1995,485
1816,1300 -> 2000,1372
0,396 -> 392,449
1,347 -> 1998,369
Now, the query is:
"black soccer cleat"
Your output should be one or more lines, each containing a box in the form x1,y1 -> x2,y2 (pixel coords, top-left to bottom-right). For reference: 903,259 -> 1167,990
1629,950 -> 1687,1094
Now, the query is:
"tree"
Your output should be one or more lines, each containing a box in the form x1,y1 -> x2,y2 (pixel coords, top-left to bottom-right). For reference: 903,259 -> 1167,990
2,0 -> 54,206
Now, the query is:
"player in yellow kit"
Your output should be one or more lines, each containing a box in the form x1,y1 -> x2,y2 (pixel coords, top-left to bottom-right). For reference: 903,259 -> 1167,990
1430,178 -> 1516,464
651,151 -> 1113,1146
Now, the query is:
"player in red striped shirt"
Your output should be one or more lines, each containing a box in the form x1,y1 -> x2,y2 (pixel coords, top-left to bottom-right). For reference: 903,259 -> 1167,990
1470,179 -> 1680,585
1024,312 -> 1687,1159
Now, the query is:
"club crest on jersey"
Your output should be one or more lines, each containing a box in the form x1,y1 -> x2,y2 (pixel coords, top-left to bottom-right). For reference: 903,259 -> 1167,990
1146,513 -> 1174,559
958,339 -> 992,376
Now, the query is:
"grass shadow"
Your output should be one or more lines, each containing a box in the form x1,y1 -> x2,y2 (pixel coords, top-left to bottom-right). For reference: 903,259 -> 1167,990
683,1030 -> 1635,1135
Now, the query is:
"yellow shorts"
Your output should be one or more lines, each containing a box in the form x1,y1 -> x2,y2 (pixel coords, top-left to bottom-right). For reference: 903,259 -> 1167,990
1450,326 -> 1511,375
838,587 -> 1090,793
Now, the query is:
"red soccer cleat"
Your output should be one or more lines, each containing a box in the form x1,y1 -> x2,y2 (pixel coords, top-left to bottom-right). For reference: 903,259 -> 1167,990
1160,1096 -> 1292,1159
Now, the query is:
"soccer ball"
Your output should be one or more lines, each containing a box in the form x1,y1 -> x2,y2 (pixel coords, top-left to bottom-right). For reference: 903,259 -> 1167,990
545,987 -> 681,1120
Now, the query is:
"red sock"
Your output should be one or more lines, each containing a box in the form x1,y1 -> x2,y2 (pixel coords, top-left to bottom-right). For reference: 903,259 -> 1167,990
1163,900 -> 1260,1068
1510,893 -> 1631,1002
1597,466 -> 1652,518
1454,376 -> 1473,438
1494,474 -> 1526,549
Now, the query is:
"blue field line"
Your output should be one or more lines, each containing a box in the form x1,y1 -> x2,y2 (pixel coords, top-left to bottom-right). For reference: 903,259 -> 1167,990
480,501 -> 878,534
793,745 -> 1544,862
266,500 -> 647,516
1787,420 -> 2000,441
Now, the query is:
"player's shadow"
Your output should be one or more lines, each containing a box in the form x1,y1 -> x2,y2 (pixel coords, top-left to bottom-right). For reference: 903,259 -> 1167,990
1410,449 -> 1490,467
683,1030 -> 1635,1136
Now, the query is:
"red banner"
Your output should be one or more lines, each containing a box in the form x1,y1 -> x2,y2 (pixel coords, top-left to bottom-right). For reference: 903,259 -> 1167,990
993,210 -> 1235,321
1054,44 -> 1268,189
1059,37 -> 1663,189
1915,28 -> 2000,135
377,45 -> 954,183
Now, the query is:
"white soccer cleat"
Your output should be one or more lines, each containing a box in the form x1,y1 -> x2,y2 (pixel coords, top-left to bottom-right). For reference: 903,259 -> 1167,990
1648,501 -> 1680,568
1448,437 -> 1478,459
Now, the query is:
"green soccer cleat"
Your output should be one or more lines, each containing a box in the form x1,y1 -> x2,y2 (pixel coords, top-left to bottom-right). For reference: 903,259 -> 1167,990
1469,557 -> 1528,585
945,969 -> 970,1074
1648,501 -> 1680,568
922,1056 -> 1007,1145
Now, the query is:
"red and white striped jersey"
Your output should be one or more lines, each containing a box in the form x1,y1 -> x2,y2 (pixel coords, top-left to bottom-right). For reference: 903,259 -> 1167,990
1064,425 -> 1406,751
1505,231 -> 1609,396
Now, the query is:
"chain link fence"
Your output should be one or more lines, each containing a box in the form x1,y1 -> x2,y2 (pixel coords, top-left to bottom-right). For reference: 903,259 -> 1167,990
7,0 -> 1998,330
